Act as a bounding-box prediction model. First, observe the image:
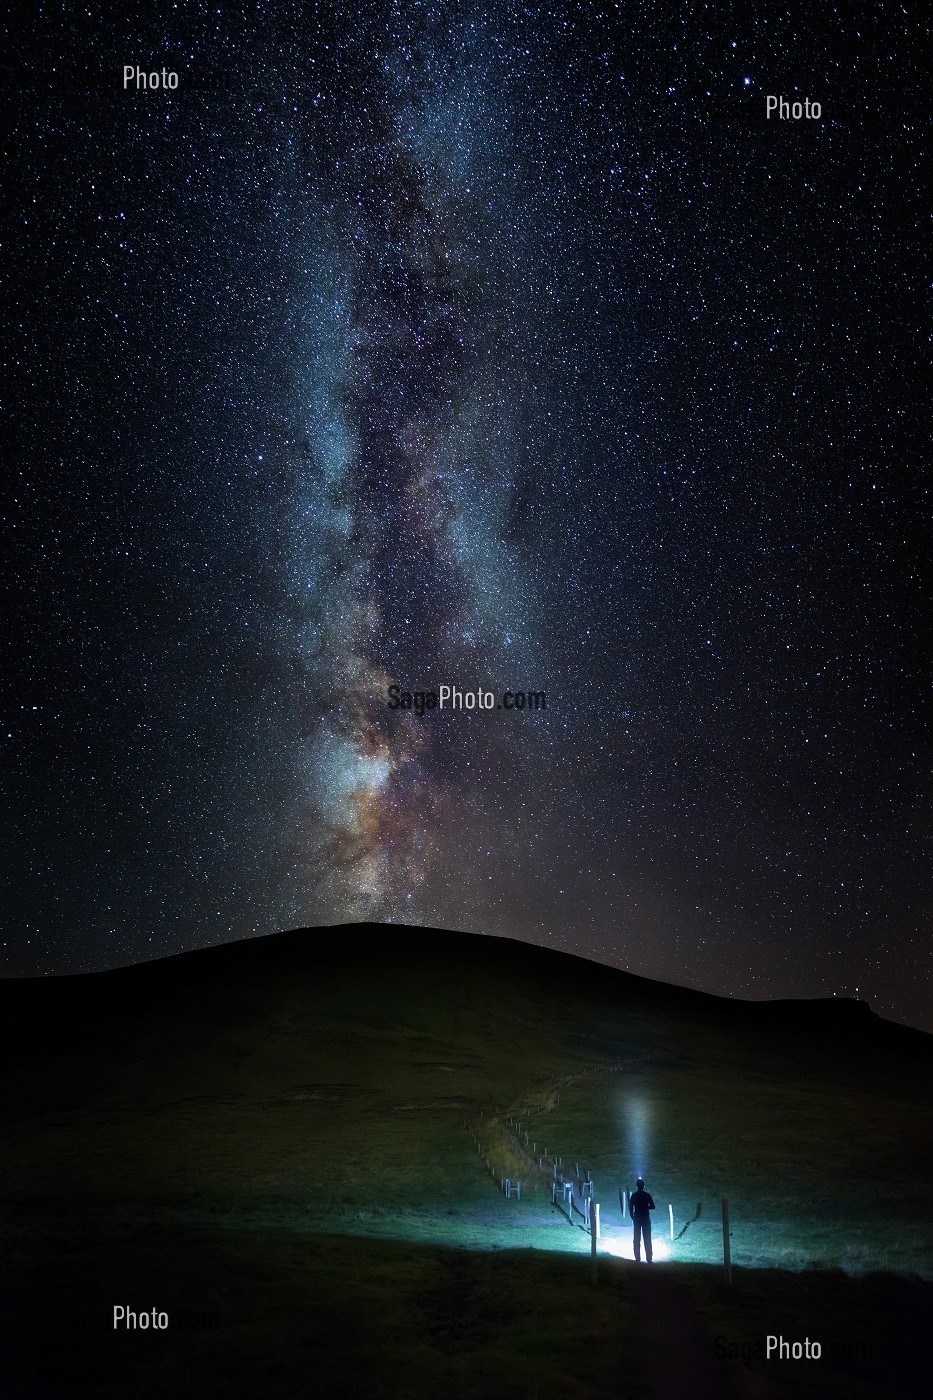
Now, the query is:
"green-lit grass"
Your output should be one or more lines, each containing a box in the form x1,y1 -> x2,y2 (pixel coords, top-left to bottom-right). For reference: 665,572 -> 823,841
2,928 -> 930,1396
531,1064 -> 932,1277
3,951 -> 930,1275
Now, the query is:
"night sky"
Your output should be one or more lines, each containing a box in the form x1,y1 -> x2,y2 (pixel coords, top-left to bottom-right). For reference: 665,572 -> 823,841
3,3 -> 929,1029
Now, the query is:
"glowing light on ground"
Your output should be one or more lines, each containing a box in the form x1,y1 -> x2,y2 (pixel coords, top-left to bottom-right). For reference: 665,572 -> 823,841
600,1233 -> 670,1263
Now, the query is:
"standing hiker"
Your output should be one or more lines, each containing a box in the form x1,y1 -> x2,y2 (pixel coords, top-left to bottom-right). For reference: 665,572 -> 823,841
630,1177 -> 655,1262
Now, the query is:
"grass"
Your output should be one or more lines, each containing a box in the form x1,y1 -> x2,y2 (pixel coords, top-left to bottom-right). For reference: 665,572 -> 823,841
1,923 -> 930,1397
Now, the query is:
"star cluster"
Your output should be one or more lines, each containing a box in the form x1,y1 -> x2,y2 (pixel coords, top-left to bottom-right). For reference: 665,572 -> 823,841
2,2 -> 929,1028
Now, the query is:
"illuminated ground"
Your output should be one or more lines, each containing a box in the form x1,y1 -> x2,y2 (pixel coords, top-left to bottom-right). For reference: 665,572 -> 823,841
2,924 -> 930,1397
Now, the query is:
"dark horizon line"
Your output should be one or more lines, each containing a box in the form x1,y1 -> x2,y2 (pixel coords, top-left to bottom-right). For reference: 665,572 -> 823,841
4,918 -> 928,1039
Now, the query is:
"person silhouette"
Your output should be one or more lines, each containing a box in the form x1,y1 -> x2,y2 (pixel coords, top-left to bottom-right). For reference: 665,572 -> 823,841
630,1177 -> 655,1262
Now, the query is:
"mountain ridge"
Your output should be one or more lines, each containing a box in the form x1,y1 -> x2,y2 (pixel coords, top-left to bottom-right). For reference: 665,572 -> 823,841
1,921 -> 928,1058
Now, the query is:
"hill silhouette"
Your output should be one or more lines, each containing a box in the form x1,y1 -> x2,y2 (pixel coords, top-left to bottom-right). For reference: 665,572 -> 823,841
2,922 -> 925,1057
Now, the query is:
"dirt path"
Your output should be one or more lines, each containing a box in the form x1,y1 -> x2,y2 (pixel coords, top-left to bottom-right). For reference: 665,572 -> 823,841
632,1267 -> 748,1400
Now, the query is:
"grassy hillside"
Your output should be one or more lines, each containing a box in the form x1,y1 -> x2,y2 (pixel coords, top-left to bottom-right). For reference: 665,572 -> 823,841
1,924 -> 930,1398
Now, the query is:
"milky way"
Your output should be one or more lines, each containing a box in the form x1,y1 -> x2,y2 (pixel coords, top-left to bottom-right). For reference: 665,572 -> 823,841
3,2 -> 929,1028
274,14 -> 562,926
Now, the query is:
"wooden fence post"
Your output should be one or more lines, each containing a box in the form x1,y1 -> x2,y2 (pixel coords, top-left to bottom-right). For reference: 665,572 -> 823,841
669,1203 -> 674,1242
590,1203 -> 598,1284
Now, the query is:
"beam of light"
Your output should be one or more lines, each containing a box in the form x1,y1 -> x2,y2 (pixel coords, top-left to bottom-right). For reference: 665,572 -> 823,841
622,1096 -> 652,1180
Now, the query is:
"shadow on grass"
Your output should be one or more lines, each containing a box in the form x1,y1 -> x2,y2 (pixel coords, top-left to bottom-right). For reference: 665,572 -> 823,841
2,1219 -> 929,1399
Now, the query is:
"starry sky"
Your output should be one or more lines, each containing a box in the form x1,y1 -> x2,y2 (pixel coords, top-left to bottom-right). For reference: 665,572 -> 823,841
2,3 -> 929,1029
